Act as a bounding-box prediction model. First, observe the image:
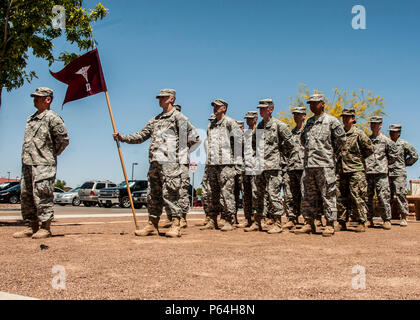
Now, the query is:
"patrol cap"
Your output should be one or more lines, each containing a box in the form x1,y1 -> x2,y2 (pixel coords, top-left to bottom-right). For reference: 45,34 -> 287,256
257,98 -> 274,108
211,99 -> 228,108
173,104 -> 181,112
340,108 -> 356,117
30,87 -> 53,97
292,107 -> 307,114
208,113 -> 216,121
156,88 -> 176,99
306,94 -> 325,104
236,120 -> 244,127
244,111 -> 258,118
369,116 -> 383,123
389,124 -> 402,131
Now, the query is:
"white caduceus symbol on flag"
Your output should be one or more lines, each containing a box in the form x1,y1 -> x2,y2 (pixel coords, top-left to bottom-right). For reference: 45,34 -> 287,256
76,65 -> 91,92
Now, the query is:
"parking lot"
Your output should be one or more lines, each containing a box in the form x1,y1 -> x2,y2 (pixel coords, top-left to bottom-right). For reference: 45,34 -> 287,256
1,204 -> 420,300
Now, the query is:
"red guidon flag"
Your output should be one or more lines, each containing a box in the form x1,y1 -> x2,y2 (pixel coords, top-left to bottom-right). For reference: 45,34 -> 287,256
50,48 -> 107,105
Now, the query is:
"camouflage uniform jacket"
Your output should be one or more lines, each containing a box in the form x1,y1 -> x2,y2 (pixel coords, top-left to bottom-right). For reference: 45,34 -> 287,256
255,117 -> 293,171
337,126 -> 374,173
365,133 -> 397,174
206,115 -> 242,166
21,109 -> 69,166
287,126 -> 305,171
121,108 -> 201,164
301,113 -> 346,168
388,138 -> 418,177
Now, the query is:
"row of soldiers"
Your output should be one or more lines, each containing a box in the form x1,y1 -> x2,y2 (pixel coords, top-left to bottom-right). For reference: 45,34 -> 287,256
13,87 -> 418,239
195,94 -> 418,237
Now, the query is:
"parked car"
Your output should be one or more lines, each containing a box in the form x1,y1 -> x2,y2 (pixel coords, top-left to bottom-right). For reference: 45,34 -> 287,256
54,187 -> 81,206
0,184 -> 21,204
132,189 -> 147,209
53,187 -> 65,199
193,199 -> 202,207
78,180 -> 117,207
99,180 -> 148,208
0,181 -> 20,192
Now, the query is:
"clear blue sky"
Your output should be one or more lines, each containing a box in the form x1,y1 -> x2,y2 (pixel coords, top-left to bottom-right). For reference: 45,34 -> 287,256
1,0 -> 420,188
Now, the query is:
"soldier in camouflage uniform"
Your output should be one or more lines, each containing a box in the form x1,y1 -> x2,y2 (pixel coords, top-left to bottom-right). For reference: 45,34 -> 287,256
388,124 -> 418,227
365,116 -> 397,230
232,120 -> 245,225
295,94 -> 346,237
237,111 -> 258,228
13,87 -> 69,239
200,99 -> 242,232
161,104 -> 191,229
244,99 -> 293,234
113,89 -> 201,238
335,108 -> 374,232
282,107 -> 306,231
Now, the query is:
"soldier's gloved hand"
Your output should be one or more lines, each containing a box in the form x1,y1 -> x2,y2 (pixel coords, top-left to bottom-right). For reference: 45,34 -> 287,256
113,132 -> 122,141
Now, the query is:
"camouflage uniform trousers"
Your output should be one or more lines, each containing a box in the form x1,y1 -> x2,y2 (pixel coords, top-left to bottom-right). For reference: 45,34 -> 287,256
165,164 -> 190,220
242,174 -> 253,219
366,173 -> 391,221
206,165 -> 236,219
336,171 -> 368,223
234,174 -> 243,215
389,175 -> 409,218
147,162 -> 182,219
301,167 -> 337,222
20,164 -> 55,223
253,170 -> 283,217
283,170 -> 303,219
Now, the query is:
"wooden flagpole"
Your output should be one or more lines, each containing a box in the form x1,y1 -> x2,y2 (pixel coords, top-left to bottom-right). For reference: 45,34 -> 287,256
104,91 -> 140,230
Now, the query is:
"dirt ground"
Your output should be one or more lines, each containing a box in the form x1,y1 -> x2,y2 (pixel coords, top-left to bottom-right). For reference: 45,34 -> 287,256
0,210 -> 419,300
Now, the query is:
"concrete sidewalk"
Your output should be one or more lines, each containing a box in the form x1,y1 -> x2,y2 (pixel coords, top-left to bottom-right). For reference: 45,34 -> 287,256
0,291 -> 38,300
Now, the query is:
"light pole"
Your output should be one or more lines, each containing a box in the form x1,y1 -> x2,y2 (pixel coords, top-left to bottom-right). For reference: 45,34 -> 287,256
131,163 -> 138,181
7,172 -> 10,182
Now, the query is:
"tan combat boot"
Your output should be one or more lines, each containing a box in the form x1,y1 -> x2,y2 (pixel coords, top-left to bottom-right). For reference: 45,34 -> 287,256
13,221 -> 39,238
353,222 -> 366,233
180,215 -> 188,229
195,215 -> 210,226
334,221 -> 347,232
218,218 -> 226,228
266,218 -> 274,225
237,217 -> 252,228
32,221 -> 52,239
200,215 -> 218,230
165,217 -> 182,238
367,219 -> 375,228
322,221 -> 335,237
267,216 -> 283,234
220,217 -> 234,232
400,214 -> 408,227
282,218 -> 297,231
159,216 -> 172,228
294,219 -> 314,235
135,216 -> 160,236
383,220 -> 391,230
244,215 -> 263,232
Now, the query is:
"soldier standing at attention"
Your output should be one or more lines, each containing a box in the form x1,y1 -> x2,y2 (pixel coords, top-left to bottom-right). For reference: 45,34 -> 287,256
200,99 -> 242,232
13,87 -> 69,239
335,108 -> 374,233
232,120 -> 245,226
113,89 -> 201,238
365,116 -> 397,230
237,111 -> 258,228
295,94 -> 346,237
282,107 -> 306,231
244,99 -> 293,234
388,124 -> 418,227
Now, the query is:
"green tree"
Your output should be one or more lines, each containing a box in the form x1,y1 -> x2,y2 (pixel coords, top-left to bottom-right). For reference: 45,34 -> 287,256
278,84 -> 387,134
196,187 -> 202,197
55,179 -> 66,190
0,0 -> 109,106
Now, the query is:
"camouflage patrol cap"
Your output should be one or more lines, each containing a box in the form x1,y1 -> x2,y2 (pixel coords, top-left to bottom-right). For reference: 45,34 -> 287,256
156,88 -> 176,99
307,94 -> 325,103
211,99 -> 228,107
340,108 -> 356,117
236,120 -> 244,128
292,107 -> 307,114
244,111 -> 258,118
30,87 -> 53,97
173,104 -> 181,111
208,113 -> 216,121
257,98 -> 274,108
369,116 -> 383,123
389,124 -> 402,131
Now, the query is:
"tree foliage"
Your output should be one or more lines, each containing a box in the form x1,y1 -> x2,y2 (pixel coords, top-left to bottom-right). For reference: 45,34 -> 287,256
278,84 -> 387,133
0,0 -> 109,105
55,179 -> 66,190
